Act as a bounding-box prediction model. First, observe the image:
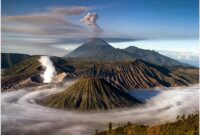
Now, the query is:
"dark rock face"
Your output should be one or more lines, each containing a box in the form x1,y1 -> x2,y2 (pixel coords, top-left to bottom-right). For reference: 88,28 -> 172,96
41,77 -> 141,111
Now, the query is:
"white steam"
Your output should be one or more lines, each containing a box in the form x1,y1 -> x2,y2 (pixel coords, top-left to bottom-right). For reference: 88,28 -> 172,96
38,56 -> 56,83
80,12 -> 103,36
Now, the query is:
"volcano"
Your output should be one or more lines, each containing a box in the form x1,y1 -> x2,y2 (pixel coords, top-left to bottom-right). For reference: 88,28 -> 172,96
65,38 -> 134,61
65,38 -> 190,67
41,77 -> 141,111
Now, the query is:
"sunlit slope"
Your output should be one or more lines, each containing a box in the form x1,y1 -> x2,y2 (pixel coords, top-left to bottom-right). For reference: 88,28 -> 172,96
41,77 -> 141,111
68,59 -> 199,90
1,56 -> 74,91
96,114 -> 199,135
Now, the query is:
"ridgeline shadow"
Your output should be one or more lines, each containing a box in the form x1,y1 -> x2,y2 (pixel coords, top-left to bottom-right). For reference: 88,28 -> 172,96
129,90 -> 161,102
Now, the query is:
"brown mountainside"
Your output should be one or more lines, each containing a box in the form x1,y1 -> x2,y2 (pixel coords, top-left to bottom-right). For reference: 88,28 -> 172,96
41,77 -> 141,111
68,59 -> 199,90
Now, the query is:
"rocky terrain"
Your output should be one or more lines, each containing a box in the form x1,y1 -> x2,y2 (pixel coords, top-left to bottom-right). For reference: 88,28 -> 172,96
67,59 -> 199,90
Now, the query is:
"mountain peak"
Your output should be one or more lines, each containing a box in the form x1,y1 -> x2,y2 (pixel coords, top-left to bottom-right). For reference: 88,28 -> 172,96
86,38 -> 110,46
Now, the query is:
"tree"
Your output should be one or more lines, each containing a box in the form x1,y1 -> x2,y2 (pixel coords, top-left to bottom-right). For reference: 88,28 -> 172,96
95,129 -> 98,135
109,122 -> 112,132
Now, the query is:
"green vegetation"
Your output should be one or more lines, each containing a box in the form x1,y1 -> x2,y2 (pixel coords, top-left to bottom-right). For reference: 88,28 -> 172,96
2,56 -> 40,77
40,77 -> 141,111
96,114 -> 199,135
1,56 -> 42,90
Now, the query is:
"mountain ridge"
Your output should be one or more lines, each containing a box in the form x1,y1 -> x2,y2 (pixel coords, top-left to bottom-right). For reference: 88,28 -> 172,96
66,59 -> 198,90
124,46 -> 190,67
66,38 -> 134,61
65,38 -> 190,67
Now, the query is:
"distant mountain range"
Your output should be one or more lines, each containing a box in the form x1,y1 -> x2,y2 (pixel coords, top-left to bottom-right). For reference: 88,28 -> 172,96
40,77 -> 141,111
65,38 -> 190,67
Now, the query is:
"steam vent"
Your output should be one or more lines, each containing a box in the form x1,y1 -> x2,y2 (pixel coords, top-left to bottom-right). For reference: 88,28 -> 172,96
41,77 -> 141,111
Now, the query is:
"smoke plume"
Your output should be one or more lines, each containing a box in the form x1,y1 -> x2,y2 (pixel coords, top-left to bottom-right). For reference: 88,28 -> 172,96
80,12 -> 103,36
38,56 -> 56,83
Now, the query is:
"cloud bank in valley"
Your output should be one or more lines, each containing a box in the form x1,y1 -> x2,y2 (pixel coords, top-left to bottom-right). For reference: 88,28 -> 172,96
1,84 -> 199,135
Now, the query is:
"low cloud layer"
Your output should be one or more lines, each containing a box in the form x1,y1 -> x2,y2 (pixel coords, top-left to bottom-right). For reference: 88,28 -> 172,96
2,83 -> 199,135
158,50 -> 199,67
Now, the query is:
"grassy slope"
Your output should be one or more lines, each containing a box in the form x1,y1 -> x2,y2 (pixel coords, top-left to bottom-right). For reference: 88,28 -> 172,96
2,56 -> 40,77
1,56 -> 74,91
1,56 -> 41,90
96,114 -> 199,135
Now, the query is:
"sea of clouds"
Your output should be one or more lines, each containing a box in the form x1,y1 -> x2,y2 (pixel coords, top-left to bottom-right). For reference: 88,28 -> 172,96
1,83 -> 199,135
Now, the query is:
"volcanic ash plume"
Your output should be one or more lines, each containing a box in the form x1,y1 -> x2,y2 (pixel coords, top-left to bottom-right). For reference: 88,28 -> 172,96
38,56 -> 56,83
80,12 -> 103,36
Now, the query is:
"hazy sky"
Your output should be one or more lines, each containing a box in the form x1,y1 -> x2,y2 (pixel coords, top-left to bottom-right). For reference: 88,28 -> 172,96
2,0 -> 199,63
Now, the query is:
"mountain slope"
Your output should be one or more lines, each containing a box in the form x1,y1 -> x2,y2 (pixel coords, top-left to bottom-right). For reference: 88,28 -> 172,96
1,56 -> 74,91
1,53 -> 31,69
65,38 -> 134,61
96,114 -> 199,135
41,77 -> 141,111
124,46 -> 189,67
67,59 -> 199,90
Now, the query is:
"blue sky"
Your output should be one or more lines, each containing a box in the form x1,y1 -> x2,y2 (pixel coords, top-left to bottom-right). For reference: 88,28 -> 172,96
2,0 -> 199,66
2,0 -> 198,39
